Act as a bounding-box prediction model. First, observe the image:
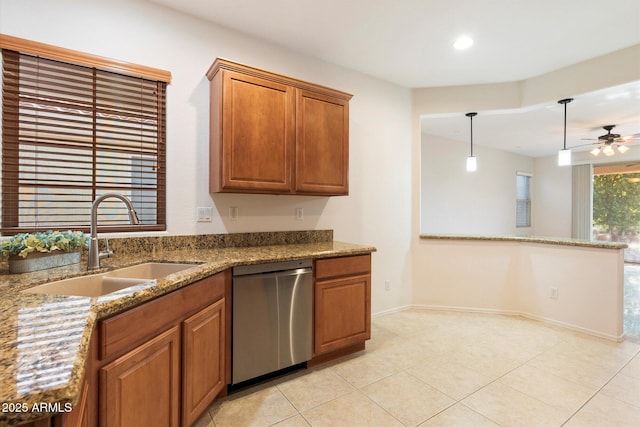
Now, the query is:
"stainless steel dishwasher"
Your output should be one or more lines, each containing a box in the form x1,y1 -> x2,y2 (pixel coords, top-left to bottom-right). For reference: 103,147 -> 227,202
232,259 -> 312,385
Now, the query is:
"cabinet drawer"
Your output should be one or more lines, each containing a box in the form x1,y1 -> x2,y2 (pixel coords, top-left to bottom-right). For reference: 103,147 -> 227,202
315,254 -> 371,280
99,272 -> 226,360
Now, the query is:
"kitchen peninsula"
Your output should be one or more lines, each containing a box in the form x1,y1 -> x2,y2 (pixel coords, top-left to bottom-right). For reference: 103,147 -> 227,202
417,234 -> 626,341
0,230 -> 375,426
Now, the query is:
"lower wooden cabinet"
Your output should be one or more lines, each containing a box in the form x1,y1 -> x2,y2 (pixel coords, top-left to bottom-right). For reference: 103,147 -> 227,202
51,271 -> 230,427
100,326 -> 181,427
37,254 -> 374,426
182,298 -> 225,427
313,255 -> 371,358
58,375 -> 91,427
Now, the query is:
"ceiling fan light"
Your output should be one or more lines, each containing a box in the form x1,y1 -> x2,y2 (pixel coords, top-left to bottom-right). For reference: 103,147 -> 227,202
603,144 -> 615,156
590,147 -> 601,156
617,145 -> 630,154
558,149 -> 571,166
466,156 -> 477,172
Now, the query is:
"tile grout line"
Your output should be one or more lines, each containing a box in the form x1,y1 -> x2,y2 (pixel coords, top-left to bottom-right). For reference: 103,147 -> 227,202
203,310 -> 640,427
414,349 -> 547,427
354,387 -> 407,427
400,330 -> 591,426
560,345 -> 640,426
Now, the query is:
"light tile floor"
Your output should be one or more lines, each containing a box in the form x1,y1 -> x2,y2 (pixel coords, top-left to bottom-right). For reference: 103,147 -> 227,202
195,310 -> 640,427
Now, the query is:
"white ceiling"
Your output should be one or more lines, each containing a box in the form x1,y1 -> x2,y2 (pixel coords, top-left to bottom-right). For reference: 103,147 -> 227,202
150,0 -> 640,158
422,81 -> 640,158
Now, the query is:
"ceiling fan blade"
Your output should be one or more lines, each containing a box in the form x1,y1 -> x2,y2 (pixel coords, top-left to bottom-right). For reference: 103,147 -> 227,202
569,142 -> 600,149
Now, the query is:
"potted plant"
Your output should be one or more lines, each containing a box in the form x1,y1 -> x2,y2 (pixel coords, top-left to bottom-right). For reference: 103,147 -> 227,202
1,230 -> 89,273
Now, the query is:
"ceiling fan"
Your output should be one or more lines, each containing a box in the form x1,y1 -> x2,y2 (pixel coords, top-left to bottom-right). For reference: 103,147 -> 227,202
579,125 -> 640,157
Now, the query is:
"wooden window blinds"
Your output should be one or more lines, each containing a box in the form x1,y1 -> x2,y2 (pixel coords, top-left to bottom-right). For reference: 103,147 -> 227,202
1,43 -> 168,234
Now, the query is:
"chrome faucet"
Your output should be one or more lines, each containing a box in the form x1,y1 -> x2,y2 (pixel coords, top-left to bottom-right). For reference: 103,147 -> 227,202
87,193 -> 140,270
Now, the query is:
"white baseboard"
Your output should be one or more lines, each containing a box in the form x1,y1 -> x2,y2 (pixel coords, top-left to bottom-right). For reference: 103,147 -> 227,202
518,312 -> 625,343
372,304 -> 413,318
409,304 -> 521,317
390,304 -> 625,342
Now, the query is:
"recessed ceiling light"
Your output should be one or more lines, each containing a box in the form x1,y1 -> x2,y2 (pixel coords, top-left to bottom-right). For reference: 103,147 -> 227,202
453,36 -> 474,50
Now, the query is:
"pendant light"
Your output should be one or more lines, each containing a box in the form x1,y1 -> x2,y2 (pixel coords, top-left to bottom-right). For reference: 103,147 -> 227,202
557,98 -> 573,166
466,112 -> 478,172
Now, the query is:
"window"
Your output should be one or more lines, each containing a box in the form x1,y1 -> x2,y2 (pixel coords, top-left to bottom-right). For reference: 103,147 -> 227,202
516,173 -> 532,228
0,36 -> 170,234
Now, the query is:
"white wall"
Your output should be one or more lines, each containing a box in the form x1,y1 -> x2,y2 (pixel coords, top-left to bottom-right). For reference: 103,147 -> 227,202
414,238 -> 625,341
413,45 -> 640,116
0,0 -> 413,314
411,44 -> 638,335
420,132 -> 535,236
412,44 -> 640,240
533,155 -> 572,238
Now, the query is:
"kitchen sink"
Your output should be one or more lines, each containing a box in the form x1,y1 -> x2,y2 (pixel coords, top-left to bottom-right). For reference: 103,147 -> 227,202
105,262 -> 198,279
25,274 -> 150,297
24,262 -> 199,297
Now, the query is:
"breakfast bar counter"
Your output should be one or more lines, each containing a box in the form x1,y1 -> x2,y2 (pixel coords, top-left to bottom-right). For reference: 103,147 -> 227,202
415,233 -> 626,343
420,233 -> 628,249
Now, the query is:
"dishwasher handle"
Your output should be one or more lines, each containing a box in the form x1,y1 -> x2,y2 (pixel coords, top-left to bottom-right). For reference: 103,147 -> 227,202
233,259 -> 312,277
235,267 -> 311,281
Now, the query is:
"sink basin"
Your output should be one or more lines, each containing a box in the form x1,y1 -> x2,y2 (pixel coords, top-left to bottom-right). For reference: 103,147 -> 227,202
24,262 -> 199,297
26,274 -> 150,297
105,262 -> 198,279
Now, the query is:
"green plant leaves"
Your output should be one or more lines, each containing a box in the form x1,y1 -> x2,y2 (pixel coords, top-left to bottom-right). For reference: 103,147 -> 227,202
1,231 -> 89,258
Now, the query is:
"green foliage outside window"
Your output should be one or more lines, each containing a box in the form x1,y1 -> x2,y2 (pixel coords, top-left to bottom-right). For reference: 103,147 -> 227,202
593,173 -> 640,240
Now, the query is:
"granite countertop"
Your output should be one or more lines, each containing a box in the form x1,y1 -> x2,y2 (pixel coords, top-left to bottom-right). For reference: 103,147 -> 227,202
0,233 -> 375,426
420,234 -> 628,249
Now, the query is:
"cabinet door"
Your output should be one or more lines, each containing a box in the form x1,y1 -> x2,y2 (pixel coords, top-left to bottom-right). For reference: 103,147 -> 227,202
218,70 -> 295,193
295,89 -> 349,195
314,274 -> 371,355
182,298 -> 225,427
100,326 -> 180,427
56,377 -> 90,427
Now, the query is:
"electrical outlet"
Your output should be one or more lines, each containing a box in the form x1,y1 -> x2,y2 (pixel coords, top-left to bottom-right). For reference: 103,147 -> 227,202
385,280 -> 391,291
550,287 -> 559,299
229,206 -> 239,221
295,207 -> 304,221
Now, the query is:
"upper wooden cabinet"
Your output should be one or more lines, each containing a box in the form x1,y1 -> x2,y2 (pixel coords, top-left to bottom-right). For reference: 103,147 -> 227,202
206,58 -> 352,196
296,90 -> 349,194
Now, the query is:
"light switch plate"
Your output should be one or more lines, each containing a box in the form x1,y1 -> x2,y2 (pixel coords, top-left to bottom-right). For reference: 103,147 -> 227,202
196,207 -> 213,222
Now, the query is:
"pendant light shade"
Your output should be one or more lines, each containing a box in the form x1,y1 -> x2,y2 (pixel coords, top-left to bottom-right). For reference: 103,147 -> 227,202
557,98 -> 573,166
466,112 -> 478,172
558,149 -> 571,165
466,156 -> 477,172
